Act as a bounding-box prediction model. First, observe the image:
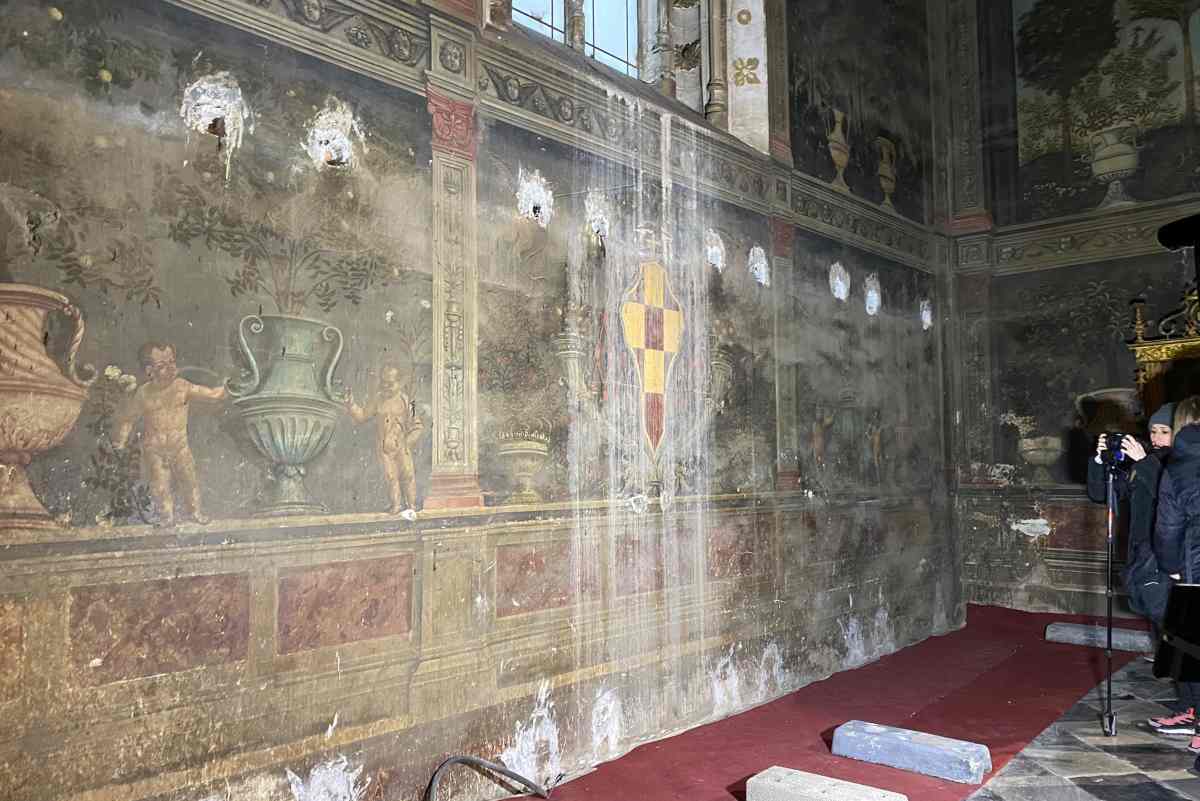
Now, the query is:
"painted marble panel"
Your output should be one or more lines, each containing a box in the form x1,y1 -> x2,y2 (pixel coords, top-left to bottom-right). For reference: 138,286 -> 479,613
0,597 -> 24,703
1011,0 -> 1200,221
495,540 -> 601,616
69,574 -> 250,685
786,0 -> 932,222
707,514 -> 769,580
278,555 -> 414,653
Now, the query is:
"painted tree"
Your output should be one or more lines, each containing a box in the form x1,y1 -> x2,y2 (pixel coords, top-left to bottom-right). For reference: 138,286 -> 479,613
1017,0 -> 1118,173
1129,0 -> 1200,125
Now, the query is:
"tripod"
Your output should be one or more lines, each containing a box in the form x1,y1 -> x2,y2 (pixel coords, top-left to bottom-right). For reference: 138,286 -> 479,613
1102,460 -> 1124,736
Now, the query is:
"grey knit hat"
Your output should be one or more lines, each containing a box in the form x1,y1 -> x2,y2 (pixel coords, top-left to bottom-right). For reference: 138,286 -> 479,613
1150,403 -> 1175,429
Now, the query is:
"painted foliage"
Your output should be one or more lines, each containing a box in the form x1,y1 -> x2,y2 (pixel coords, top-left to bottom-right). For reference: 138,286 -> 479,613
786,0 -> 932,223
0,0 -> 434,525
1013,0 -> 1200,220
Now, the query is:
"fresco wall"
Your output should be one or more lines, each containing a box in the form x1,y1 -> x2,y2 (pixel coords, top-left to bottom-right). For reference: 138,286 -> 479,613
785,0 -> 932,224
957,250 -> 1191,612
1010,0 -> 1200,222
0,1 -> 957,800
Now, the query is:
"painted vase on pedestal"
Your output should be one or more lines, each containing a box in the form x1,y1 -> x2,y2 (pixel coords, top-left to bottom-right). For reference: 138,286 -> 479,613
0,284 -> 95,530
828,109 -> 851,192
228,314 -> 346,516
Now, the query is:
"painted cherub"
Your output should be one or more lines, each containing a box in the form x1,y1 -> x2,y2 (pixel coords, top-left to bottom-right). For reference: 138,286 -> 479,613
112,342 -> 227,526
345,366 -> 424,520
811,407 -> 836,470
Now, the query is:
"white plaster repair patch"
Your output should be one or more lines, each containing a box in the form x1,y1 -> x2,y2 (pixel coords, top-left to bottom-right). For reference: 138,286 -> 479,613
920,298 -> 934,330
516,167 -> 554,228
286,755 -> 367,801
754,642 -> 794,702
180,70 -> 252,182
864,273 -> 882,316
705,228 -> 726,272
840,616 -> 867,667
1012,518 -> 1052,539
591,687 -> 623,761
748,245 -> 770,286
829,261 -> 850,301
584,189 -> 609,240
305,97 -> 364,170
500,679 -> 562,783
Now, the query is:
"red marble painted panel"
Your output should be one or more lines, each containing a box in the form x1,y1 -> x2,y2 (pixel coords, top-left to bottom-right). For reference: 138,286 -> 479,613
0,597 -> 24,703
496,541 -> 572,617
69,574 -> 250,685
1044,502 -> 1112,552
708,515 -> 767,579
278,556 -> 413,654
614,523 -> 698,596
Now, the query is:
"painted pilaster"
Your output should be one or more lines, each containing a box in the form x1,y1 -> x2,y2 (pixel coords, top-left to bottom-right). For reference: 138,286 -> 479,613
726,0 -> 769,154
426,84 -> 484,509
764,0 -> 791,166
771,217 -> 799,489
704,0 -> 729,129
948,0 -> 992,233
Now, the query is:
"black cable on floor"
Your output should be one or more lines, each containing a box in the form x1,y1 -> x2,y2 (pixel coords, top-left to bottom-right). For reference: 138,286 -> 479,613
424,755 -> 563,801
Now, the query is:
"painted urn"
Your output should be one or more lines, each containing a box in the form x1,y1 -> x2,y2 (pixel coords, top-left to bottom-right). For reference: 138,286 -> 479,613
228,314 -> 346,516
0,284 -> 95,529
497,427 -> 551,505
1089,123 -> 1139,209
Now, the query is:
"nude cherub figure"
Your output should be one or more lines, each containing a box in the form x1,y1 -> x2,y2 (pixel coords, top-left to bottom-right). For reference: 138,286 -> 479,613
345,366 -> 424,520
113,342 -> 227,526
812,407 -> 836,470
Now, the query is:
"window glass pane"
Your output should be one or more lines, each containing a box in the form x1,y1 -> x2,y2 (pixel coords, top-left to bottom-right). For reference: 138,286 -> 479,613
626,0 -> 638,68
514,0 -> 566,41
591,0 -> 630,71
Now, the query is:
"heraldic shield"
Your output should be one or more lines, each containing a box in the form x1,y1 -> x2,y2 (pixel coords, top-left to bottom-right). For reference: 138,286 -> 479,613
620,261 -> 684,455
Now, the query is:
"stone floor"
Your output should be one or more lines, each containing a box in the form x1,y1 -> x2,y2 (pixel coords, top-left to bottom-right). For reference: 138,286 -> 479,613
968,660 -> 1200,801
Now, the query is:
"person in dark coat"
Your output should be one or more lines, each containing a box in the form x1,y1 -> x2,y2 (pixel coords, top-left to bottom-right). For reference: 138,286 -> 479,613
1088,404 -> 1174,625
1152,396 -> 1200,748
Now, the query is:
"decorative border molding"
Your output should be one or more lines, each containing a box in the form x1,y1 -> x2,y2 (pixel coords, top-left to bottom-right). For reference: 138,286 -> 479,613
952,196 -> 1200,274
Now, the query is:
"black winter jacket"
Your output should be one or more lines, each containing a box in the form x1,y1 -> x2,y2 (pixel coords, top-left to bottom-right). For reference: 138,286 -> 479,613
1087,446 -> 1163,570
1154,425 -> 1200,581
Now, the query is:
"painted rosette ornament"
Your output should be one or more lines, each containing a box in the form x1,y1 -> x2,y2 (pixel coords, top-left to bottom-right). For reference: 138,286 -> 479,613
0,284 -> 96,530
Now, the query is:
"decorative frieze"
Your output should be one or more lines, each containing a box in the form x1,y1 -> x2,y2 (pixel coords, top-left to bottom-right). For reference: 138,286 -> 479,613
791,177 -> 933,269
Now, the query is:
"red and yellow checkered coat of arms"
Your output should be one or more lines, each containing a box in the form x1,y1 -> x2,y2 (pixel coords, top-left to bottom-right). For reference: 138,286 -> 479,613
620,261 -> 684,455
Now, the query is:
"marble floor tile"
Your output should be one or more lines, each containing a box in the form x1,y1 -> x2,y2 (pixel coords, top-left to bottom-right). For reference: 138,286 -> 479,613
1072,772 -> 1192,800
1093,744 -> 1198,772
1162,777 -> 1200,800
1021,746 -> 1139,779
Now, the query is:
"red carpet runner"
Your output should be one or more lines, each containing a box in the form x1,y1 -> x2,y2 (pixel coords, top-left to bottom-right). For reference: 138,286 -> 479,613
535,605 -> 1145,801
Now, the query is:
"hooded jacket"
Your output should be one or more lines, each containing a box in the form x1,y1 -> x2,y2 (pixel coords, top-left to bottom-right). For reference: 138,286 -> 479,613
1153,424 -> 1200,580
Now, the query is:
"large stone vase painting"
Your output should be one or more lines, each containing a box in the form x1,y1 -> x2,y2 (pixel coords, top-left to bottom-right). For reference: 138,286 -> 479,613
0,284 -> 95,529
228,314 -> 347,516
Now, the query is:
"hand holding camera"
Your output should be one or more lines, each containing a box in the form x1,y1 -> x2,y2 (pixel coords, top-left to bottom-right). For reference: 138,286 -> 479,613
1097,432 -> 1147,464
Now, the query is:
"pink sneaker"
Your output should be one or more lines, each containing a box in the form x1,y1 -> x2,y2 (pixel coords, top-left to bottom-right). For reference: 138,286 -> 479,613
1150,707 -> 1196,735
1189,735 -> 1200,753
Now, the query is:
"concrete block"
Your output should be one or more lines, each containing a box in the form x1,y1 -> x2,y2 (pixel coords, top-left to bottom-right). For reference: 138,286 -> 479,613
747,766 -> 908,801
1044,622 -> 1153,653
831,720 -> 991,785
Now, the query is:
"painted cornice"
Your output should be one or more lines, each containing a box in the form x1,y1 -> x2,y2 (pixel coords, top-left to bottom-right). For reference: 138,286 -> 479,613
160,0 -> 938,271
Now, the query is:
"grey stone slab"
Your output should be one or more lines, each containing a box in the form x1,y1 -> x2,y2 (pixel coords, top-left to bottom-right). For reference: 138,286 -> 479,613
1073,772 -> 1194,800
1162,777 -> 1200,800
1094,744 -> 1199,772
831,720 -> 992,785
745,767 -> 908,801
1023,744 -> 1140,779
977,772 -> 1105,801
1046,623 -> 1154,653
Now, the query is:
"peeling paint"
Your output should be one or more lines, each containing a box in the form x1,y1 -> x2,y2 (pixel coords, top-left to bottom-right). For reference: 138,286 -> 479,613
748,245 -> 769,286
584,189 -> 609,240
590,686 -> 623,761
705,228 -> 726,271
304,96 -> 364,170
180,71 -> 252,182
864,273 -> 881,316
920,298 -> 934,330
754,642 -> 793,701
286,755 -> 367,801
516,167 -> 554,227
500,679 -> 561,784
710,644 -> 742,715
829,261 -> 850,301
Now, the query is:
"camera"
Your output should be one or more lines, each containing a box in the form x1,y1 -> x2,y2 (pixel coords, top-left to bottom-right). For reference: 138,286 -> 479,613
1101,431 -> 1133,465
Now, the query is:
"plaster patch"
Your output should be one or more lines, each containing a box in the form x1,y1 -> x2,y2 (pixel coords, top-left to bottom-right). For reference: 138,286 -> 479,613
754,642 -> 793,701
500,679 -> 562,783
705,228 -> 726,272
711,644 -> 742,715
516,167 -> 554,228
286,756 -> 367,801
591,687 -> 623,761
1012,518 -> 1052,539
748,245 -> 769,286
872,606 -> 895,656
180,71 -> 252,182
584,189 -> 609,240
829,261 -> 850,301
864,273 -> 881,316
839,616 -> 867,666
920,298 -> 934,330
304,97 -> 364,170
